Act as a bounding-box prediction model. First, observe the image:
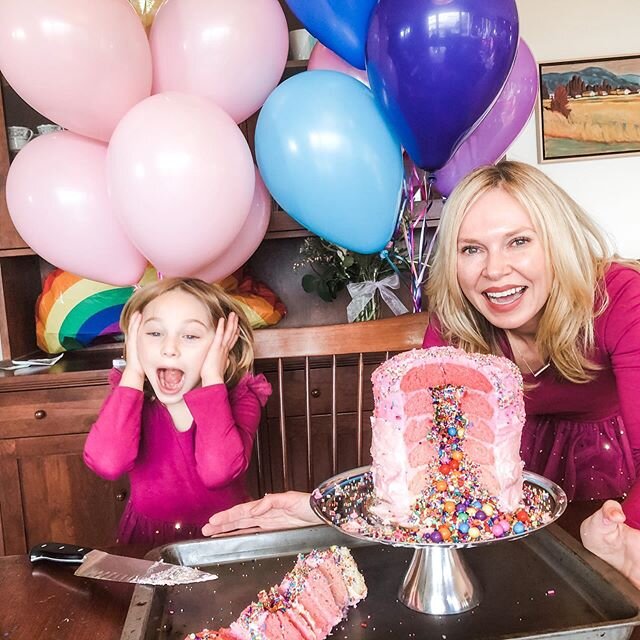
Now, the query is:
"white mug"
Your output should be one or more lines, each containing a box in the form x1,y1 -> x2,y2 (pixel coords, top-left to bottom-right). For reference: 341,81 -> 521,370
7,126 -> 34,152
36,123 -> 63,136
289,29 -> 317,61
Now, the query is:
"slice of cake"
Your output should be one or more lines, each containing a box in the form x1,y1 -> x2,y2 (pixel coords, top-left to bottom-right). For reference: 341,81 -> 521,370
185,546 -> 366,640
370,346 -> 526,525
231,591 -> 313,640
300,546 -> 367,608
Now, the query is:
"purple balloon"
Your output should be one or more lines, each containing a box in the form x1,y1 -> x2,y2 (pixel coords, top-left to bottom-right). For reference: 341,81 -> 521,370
434,39 -> 538,196
366,0 -> 519,171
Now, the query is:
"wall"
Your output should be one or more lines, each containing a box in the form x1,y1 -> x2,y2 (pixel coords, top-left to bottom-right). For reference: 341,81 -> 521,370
509,0 -> 640,259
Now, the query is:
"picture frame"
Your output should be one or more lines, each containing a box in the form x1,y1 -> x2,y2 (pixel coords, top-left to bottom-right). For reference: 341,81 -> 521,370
537,54 -> 640,162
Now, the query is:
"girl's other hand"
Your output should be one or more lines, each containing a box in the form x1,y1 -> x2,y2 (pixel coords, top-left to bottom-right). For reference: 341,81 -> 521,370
121,312 -> 145,390
580,500 -> 640,589
200,312 -> 240,387
202,491 -> 321,536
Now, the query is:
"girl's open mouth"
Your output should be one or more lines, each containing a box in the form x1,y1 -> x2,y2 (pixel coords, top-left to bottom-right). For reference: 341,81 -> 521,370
157,368 -> 185,394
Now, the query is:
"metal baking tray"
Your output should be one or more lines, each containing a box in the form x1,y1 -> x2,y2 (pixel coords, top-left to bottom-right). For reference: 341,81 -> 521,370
120,524 -> 640,640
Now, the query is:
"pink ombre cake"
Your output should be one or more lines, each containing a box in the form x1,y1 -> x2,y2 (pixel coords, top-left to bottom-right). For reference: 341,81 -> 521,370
370,346 -> 526,525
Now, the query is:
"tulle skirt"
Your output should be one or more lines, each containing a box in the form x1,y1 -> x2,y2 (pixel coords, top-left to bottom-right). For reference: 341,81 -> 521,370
521,413 -> 636,502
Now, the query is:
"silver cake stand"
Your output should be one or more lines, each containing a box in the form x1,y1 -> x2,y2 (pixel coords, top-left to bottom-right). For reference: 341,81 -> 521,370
310,466 -> 567,616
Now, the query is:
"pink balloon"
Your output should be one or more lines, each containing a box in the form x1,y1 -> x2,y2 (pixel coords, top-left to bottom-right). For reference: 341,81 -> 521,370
434,39 -> 538,197
308,43 -> 369,87
0,0 -> 152,142
107,92 -> 255,277
5,132 -> 147,285
150,0 -> 288,124
193,168 -> 271,283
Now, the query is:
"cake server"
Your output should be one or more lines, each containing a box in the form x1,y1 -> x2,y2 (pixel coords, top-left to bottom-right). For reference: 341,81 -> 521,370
29,542 -> 217,586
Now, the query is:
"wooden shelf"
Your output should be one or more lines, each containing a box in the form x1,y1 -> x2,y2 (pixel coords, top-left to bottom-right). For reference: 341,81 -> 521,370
285,59 -> 309,70
265,208 -> 311,239
0,247 -> 35,258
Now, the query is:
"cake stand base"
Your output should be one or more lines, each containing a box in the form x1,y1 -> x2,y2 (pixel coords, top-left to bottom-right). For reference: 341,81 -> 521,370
399,546 -> 481,615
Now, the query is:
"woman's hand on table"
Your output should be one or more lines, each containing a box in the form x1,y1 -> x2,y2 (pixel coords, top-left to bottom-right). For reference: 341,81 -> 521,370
202,491 -> 321,536
580,500 -> 640,590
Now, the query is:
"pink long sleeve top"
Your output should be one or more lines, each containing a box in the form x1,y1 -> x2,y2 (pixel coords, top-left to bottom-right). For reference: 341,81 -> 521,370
423,263 -> 640,528
84,369 -> 271,545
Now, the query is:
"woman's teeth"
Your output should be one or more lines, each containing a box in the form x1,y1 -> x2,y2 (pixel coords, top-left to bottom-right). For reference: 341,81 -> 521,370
485,286 -> 525,304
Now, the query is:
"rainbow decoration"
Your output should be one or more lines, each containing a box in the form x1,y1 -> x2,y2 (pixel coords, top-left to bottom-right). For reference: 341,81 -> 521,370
218,273 -> 287,329
36,269 -> 286,354
36,268 -> 156,354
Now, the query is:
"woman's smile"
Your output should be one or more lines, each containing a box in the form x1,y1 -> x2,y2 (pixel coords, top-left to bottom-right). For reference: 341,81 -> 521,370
483,285 -> 527,308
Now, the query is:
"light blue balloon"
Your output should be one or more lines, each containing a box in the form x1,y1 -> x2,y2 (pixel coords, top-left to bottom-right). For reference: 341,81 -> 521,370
256,70 -> 403,254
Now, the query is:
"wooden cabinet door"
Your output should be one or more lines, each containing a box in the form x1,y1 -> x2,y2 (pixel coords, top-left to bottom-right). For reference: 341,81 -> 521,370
0,434 -> 128,555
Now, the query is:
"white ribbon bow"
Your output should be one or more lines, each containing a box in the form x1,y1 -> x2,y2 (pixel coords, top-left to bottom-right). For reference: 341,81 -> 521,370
346,273 -> 409,323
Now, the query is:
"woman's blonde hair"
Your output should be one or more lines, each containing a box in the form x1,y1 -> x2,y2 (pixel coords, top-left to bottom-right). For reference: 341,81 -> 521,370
120,277 -> 254,388
427,160 -> 636,383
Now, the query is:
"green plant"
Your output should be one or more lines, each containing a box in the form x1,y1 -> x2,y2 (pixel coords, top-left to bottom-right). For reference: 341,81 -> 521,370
295,238 -> 397,303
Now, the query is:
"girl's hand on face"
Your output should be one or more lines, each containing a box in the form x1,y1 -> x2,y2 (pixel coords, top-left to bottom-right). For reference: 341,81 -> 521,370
120,312 -> 146,390
200,312 -> 240,387
580,500 -> 640,589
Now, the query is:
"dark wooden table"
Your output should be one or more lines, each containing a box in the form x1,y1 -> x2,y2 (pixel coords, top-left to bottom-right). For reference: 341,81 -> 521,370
0,505 -> 637,640
0,552 -> 136,639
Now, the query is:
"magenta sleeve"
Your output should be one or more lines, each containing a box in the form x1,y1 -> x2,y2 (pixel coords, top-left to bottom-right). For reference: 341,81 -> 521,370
184,373 -> 271,489
83,385 -> 144,481
603,266 -> 640,454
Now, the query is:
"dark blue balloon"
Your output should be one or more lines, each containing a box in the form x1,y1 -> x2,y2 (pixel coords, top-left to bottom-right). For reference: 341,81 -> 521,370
367,0 -> 519,171
285,0 -> 376,69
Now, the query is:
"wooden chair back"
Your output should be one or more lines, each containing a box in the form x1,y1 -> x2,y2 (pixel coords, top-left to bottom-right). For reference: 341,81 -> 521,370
247,312 -> 428,496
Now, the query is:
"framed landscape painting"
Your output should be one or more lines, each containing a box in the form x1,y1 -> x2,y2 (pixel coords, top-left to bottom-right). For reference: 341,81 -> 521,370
538,54 -> 640,162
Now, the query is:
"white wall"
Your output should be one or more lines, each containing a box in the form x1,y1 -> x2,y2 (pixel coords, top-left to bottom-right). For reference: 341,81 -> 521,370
509,0 -> 640,258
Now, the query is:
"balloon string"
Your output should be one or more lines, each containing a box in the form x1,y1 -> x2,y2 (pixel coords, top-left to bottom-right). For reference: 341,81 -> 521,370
416,174 -> 430,267
411,172 -> 437,312
387,164 -> 439,313
417,219 -> 439,284
417,173 -> 436,273
381,247 -> 412,289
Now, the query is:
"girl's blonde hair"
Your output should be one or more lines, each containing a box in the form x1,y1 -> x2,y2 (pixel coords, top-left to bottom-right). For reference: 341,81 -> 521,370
120,277 -> 255,388
427,160 -> 637,383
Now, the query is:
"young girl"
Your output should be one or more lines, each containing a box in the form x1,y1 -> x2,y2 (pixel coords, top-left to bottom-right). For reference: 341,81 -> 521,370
84,277 -> 271,545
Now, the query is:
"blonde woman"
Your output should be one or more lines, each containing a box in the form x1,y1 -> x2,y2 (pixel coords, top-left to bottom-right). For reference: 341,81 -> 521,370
423,161 -> 639,584
84,278 -> 271,545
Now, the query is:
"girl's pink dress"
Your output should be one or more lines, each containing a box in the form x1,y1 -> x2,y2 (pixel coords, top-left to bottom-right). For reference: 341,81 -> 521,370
423,263 -> 640,528
84,370 -> 271,545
